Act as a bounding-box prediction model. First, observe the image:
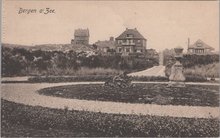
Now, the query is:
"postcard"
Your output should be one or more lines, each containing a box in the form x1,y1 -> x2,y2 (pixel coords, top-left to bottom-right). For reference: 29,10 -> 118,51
1,0 -> 219,137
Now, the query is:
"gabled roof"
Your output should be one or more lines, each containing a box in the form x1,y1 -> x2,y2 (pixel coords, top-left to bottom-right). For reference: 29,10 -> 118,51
74,29 -> 89,37
116,28 -> 146,40
188,39 -> 214,50
62,44 -> 94,52
94,40 -> 115,49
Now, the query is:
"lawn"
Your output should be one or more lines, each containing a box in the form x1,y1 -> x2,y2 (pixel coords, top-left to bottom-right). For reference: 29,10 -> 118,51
1,99 -> 219,137
38,83 -> 219,107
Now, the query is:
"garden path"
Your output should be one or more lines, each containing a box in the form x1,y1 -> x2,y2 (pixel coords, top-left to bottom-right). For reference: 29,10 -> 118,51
128,65 -> 166,77
1,82 -> 219,119
1,76 -> 29,82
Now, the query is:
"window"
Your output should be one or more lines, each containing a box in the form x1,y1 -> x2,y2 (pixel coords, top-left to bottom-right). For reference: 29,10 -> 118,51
118,40 -> 122,44
118,47 -> 122,52
126,34 -> 133,38
137,40 -> 141,43
136,49 -> 143,53
126,39 -> 134,44
126,48 -> 130,52
196,43 -> 203,47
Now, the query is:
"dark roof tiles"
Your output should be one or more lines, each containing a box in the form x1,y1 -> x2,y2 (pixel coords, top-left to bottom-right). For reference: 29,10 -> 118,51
188,39 -> 214,50
116,28 -> 146,40
94,40 -> 115,49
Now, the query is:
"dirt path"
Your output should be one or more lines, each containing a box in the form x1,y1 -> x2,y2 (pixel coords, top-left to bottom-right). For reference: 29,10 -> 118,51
128,66 -> 166,77
1,82 -> 219,119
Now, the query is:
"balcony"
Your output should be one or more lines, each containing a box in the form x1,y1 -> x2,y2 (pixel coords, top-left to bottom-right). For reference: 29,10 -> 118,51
121,42 -> 135,45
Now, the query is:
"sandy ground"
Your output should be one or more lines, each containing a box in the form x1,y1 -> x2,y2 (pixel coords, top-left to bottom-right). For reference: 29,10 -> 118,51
1,76 -> 30,81
1,82 -> 219,119
128,66 -> 166,77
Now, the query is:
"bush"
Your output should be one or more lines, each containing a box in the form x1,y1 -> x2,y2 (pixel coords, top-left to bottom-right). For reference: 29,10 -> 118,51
131,76 -> 169,81
28,75 -> 208,83
1,99 -> 219,137
28,75 -> 114,82
185,75 -> 207,82
28,75 -> 170,83
184,63 -> 219,78
2,45 -> 158,77
164,54 -> 219,78
182,54 -> 219,68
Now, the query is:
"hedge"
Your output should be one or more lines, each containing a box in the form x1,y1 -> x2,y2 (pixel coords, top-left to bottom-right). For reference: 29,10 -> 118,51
28,75 -> 207,83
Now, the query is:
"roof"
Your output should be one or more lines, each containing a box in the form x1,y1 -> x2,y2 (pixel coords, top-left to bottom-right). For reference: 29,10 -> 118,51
188,39 -> 214,50
2,43 -> 95,52
116,28 -> 146,40
74,29 -> 89,37
62,44 -> 94,52
94,40 -> 116,49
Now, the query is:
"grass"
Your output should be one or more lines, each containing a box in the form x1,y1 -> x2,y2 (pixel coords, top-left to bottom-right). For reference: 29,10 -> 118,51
74,67 -> 123,76
184,62 -> 219,78
25,67 -> 123,76
1,99 -> 219,137
46,67 -> 123,76
38,83 -> 219,107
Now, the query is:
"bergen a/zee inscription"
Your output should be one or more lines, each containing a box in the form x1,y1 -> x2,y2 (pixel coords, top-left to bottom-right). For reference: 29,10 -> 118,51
18,8 -> 55,14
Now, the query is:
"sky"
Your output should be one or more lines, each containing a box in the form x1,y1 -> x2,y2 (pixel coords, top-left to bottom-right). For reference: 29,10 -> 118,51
2,1 -> 219,51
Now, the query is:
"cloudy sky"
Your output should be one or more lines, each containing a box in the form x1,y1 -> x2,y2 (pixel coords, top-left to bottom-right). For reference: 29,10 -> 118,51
3,1 -> 219,51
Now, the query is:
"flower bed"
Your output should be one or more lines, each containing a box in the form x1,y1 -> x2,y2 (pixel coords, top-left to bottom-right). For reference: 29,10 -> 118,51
28,75 -> 170,83
1,99 -> 219,137
27,75 -> 208,83
28,75 -> 113,83
38,83 -> 219,107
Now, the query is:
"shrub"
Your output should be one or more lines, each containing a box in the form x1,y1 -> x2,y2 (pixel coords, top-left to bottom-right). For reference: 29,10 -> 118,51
28,75 -> 114,83
28,75 -> 170,83
182,54 -> 219,68
184,63 -> 219,78
185,75 -> 207,82
131,76 -> 169,81
28,75 -> 208,83
2,45 -> 158,77
165,54 -> 219,78
1,100 -> 219,137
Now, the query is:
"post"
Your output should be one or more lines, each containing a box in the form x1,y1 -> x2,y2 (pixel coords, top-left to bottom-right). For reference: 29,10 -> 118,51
159,51 -> 164,66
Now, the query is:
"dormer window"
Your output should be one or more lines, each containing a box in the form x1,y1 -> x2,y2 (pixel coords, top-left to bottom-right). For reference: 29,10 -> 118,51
126,34 -> 133,38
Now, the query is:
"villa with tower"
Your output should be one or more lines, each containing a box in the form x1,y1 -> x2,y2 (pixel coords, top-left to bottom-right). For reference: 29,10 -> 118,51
71,28 -> 90,45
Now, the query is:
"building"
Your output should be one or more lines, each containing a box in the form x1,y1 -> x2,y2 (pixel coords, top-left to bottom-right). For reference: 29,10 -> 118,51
187,39 -> 214,55
115,28 -> 147,55
94,37 -> 116,54
71,28 -> 89,45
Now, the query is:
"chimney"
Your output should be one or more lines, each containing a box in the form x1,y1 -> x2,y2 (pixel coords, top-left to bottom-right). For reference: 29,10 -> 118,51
110,37 -> 114,41
188,38 -> 190,48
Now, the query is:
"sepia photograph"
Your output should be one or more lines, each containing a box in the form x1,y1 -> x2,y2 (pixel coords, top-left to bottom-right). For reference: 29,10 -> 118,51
1,0 -> 219,137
